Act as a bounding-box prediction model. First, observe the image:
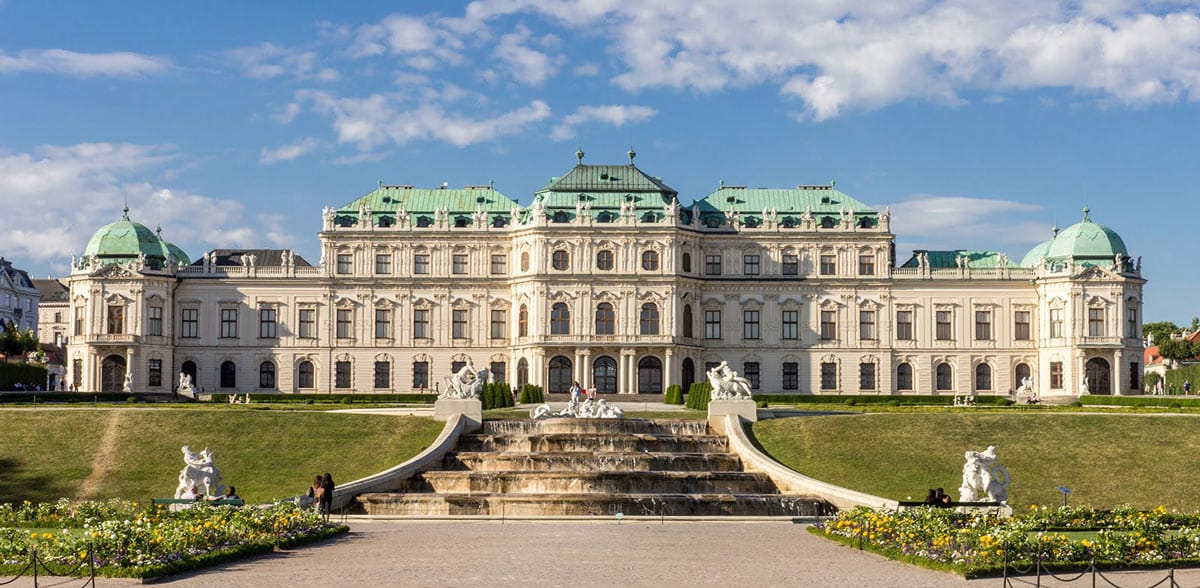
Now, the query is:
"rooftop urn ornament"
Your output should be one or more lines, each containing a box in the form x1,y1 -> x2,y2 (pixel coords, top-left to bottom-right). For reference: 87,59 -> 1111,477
627,146 -> 636,165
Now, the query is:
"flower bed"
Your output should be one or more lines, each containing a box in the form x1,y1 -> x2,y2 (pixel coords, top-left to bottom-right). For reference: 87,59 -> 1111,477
0,499 -> 346,578
812,505 -> 1200,577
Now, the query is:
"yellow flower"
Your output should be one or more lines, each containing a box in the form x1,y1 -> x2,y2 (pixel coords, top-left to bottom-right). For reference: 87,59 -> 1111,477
42,532 -> 52,539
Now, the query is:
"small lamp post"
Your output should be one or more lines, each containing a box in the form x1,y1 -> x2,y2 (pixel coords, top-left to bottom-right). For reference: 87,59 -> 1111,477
1056,485 -> 1072,507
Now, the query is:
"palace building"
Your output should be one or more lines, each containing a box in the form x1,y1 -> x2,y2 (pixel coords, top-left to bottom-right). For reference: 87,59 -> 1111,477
64,152 -> 1145,398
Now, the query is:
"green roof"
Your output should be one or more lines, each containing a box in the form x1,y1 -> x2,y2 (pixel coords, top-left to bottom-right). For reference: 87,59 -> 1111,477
695,185 -> 879,228
1021,208 -> 1129,268
335,184 -> 520,226
900,250 -> 1015,269
1020,238 -> 1053,268
83,208 -> 168,263
532,162 -> 678,222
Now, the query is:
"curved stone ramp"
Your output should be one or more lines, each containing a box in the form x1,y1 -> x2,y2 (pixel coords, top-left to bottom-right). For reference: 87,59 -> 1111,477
329,413 -> 470,513
719,414 -> 898,511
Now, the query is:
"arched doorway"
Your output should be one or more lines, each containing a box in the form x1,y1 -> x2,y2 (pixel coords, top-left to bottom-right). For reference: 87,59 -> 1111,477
593,356 -> 617,394
1085,357 -> 1111,395
181,360 -> 197,388
220,361 -> 237,389
681,358 -> 695,392
101,355 -> 126,392
638,356 -> 662,394
517,358 -> 529,388
547,355 -> 572,394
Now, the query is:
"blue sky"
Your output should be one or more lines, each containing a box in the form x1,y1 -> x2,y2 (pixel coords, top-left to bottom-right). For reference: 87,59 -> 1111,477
1,1 -> 1197,323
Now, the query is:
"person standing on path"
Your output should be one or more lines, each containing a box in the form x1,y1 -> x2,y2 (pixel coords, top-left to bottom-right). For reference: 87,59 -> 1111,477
569,381 -> 581,403
320,473 -> 335,519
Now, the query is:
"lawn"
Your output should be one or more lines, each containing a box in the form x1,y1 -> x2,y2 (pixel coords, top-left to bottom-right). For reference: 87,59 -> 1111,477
0,408 -> 444,505
751,412 -> 1200,510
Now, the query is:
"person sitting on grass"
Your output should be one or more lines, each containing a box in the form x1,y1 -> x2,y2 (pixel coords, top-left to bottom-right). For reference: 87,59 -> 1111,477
209,485 -> 240,502
923,488 -> 939,506
935,487 -> 952,507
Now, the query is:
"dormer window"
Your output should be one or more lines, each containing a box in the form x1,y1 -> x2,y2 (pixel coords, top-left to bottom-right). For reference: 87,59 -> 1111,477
553,210 -> 569,223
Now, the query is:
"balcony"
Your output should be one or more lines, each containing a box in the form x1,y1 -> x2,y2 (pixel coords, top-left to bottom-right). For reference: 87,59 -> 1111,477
84,333 -> 139,345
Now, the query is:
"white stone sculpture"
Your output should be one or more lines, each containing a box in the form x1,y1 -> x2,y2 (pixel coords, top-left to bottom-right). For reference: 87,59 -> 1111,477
532,397 -> 624,419
440,359 -> 487,400
707,360 -> 752,400
953,393 -> 975,407
958,445 -> 1010,504
1079,375 -> 1090,395
122,370 -> 133,393
175,446 -> 225,499
177,372 -> 196,399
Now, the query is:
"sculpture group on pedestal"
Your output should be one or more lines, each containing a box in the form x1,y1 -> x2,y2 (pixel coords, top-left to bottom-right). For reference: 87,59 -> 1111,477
177,372 -> 196,399
707,361 -> 752,400
175,445 -> 225,499
531,397 -> 625,419
440,359 -> 488,400
958,445 -> 1010,504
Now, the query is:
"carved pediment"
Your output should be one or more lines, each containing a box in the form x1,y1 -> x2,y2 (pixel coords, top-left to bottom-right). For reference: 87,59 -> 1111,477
410,296 -> 436,308
91,264 -> 137,279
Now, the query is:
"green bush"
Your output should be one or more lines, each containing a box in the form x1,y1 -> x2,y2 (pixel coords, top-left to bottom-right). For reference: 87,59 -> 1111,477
754,399 -> 768,408
663,384 -> 683,405
207,393 -> 437,404
1070,401 -> 1083,407
843,398 -> 857,406
126,396 -> 138,404
519,384 -> 544,404
0,362 -> 48,390
998,398 -> 1015,406
1078,395 -> 1200,408
1164,363 -> 1200,393
685,381 -> 712,410
886,399 -> 900,407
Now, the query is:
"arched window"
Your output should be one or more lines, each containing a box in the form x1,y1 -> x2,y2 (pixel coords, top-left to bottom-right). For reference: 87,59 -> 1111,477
298,361 -> 314,389
640,303 -> 660,335
936,363 -> 953,391
596,250 -> 614,270
259,361 -> 276,389
595,303 -> 615,335
1015,363 -> 1031,386
682,252 -> 692,273
220,361 -> 237,389
638,356 -> 663,393
681,358 -> 695,392
518,305 -> 528,337
520,252 -> 530,272
548,356 -> 572,393
181,360 -> 197,388
550,302 -> 570,335
516,358 -> 529,388
642,250 -> 659,271
896,362 -> 913,391
593,356 -> 617,394
975,363 -> 992,391
552,250 -> 569,271
683,304 -> 694,338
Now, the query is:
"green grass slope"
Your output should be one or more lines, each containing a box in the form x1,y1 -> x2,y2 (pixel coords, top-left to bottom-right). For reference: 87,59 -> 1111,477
751,413 -> 1200,510
0,408 -> 444,505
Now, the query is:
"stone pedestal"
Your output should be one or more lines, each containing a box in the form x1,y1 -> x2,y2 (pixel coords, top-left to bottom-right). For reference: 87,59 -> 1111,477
707,399 -> 757,434
434,398 -> 482,432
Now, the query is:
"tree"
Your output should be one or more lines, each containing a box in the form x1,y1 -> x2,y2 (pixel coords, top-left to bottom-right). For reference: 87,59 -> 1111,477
18,328 -> 38,355
1192,316 -> 1200,333
1157,338 -> 1198,363
0,324 -> 22,357
1143,321 -> 1181,345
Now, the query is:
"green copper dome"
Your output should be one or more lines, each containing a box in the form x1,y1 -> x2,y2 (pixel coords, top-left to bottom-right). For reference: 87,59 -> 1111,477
1020,238 -> 1054,267
1044,208 -> 1128,262
154,226 -> 190,265
83,207 -> 168,263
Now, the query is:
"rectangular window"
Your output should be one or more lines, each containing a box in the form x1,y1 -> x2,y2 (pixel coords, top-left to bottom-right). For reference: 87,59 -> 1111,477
259,307 -> 277,338
147,306 -> 163,336
491,254 -> 507,275
220,308 -> 237,338
782,362 -> 799,390
781,310 -> 798,340
858,254 -> 875,276
1127,307 -> 1138,338
413,253 -> 430,274
452,309 -> 468,339
298,308 -> 315,339
54,311 -> 62,323
413,361 -> 429,389
1088,308 -> 1105,337
704,310 -> 722,339
743,362 -> 760,390
743,310 -> 760,340
974,310 -> 992,340
413,309 -> 430,339
375,308 -> 391,339
820,254 -> 836,275
490,362 -> 506,383
859,310 -> 876,340
1050,361 -> 1063,389
705,255 -> 722,275
452,254 -> 468,275
107,305 -> 124,334
1129,362 -> 1139,391
336,253 -> 352,275
782,254 -> 798,276
935,310 -> 953,341
74,307 -> 84,336
1014,311 -> 1031,341
148,359 -> 162,387
72,359 -> 82,390
181,308 -> 198,338
491,309 -> 507,339
374,361 -> 390,389
896,310 -> 913,341
336,308 -> 353,339
1050,308 -> 1064,338
335,361 -> 351,389
860,362 -> 876,390
375,253 -> 392,274
820,310 -> 837,341
820,362 -> 837,390
743,254 -> 760,276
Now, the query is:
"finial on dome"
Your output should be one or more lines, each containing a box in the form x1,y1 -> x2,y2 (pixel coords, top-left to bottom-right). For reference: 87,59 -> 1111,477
627,145 -> 636,165
1082,206 -> 1090,222
575,146 -> 584,164
156,224 -> 163,236
1052,224 -> 1060,237
121,204 -> 130,220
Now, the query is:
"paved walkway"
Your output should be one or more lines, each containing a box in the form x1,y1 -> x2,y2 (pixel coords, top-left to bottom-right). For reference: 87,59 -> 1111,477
11,521 -> 1200,587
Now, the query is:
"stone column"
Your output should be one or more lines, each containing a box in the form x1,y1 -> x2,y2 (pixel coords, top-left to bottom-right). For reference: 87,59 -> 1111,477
620,350 -> 634,394
532,349 -> 545,388
1112,350 -> 1124,396
664,348 -> 674,390
580,349 -> 592,390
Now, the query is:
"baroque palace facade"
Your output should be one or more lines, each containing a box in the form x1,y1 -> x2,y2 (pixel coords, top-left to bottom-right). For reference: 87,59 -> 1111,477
65,152 -> 1145,398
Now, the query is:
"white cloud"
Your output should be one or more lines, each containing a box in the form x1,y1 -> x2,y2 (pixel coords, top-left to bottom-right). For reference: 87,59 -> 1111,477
0,48 -> 171,78
0,143 -> 299,268
885,195 -> 1049,260
493,25 -> 561,85
550,104 -> 657,141
272,102 -> 302,124
226,43 -> 340,81
351,14 -> 464,68
260,138 -> 319,164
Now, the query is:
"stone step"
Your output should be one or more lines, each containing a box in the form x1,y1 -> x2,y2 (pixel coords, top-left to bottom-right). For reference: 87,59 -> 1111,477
483,419 -> 710,437
455,433 -> 728,453
408,471 -> 778,495
446,451 -> 744,473
357,492 -> 832,517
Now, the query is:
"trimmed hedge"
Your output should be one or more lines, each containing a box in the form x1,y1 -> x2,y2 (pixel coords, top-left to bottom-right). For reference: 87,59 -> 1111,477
0,362 -> 48,390
685,381 -> 712,410
519,383 -> 544,404
207,393 -> 437,404
1078,394 -> 1200,408
0,391 -> 135,403
753,393 -> 1015,406
480,381 -> 514,409
663,384 -> 683,405
1164,364 -> 1200,393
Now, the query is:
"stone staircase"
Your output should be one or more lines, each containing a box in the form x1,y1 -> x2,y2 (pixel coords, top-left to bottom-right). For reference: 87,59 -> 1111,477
356,418 -> 831,517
